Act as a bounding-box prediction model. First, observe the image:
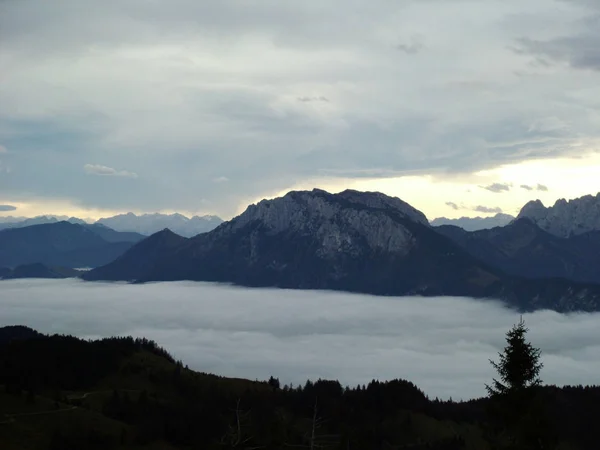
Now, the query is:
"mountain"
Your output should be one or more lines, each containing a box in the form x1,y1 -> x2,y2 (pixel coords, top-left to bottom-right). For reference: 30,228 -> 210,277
0,215 -> 27,223
0,263 -> 79,279
87,228 -> 188,281
430,213 -> 514,231
96,212 -> 223,237
517,193 -> 600,237
83,223 -> 145,243
0,215 -> 88,231
85,189 -> 600,312
0,221 -> 144,269
436,218 -> 600,284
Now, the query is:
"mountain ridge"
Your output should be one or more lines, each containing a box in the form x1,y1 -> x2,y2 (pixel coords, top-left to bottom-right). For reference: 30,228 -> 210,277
430,213 -> 514,231
85,189 -> 600,312
0,221 -> 144,269
0,212 -> 224,237
517,192 -> 600,237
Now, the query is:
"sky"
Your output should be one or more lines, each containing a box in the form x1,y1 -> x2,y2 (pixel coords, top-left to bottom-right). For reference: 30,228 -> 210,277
3,278 -> 600,401
1,0 -> 600,220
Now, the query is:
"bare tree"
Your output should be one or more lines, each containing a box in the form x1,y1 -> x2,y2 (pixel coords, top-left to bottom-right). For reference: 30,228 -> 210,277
220,398 -> 264,450
285,397 -> 340,450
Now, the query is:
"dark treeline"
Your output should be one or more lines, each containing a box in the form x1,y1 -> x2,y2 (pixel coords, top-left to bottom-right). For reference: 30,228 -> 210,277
1,325 -> 599,449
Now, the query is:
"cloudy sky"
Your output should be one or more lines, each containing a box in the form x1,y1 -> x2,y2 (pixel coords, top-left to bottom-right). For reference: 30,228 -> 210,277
1,0 -> 600,220
3,279 -> 600,400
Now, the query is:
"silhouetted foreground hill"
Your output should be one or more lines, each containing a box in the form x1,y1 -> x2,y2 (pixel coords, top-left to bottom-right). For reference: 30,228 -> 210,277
85,189 -> 600,312
0,325 -> 597,449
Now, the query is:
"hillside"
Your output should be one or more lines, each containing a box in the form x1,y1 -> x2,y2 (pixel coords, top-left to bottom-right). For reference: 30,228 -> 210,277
436,218 -> 600,284
0,263 -> 80,280
0,325 -> 596,449
0,222 -> 144,269
85,189 -> 600,312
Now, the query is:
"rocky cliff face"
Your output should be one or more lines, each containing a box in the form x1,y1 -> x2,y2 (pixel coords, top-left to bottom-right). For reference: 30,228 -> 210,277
517,193 -> 600,237
226,189 -> 426,257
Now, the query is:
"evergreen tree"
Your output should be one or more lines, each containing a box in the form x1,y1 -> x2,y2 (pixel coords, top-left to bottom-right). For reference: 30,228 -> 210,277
486,317 -> 542,397
486,318 -> 554,449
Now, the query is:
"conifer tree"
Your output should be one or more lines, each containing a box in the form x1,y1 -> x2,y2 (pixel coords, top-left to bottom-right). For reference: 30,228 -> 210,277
486,318 -> 554,449
486,317 -> 543,397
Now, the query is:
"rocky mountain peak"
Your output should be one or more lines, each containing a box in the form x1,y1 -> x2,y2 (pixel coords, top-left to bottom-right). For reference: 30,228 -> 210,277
517,193 -> 600,237
226,189 -> 429,256
517,199 -> 547,221
335,189 -> 429,224
233,189 -> 428,232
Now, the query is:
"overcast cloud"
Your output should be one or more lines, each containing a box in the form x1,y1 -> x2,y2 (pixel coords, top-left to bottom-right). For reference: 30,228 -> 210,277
1,0 -> 600,217
1,279 -> 599,401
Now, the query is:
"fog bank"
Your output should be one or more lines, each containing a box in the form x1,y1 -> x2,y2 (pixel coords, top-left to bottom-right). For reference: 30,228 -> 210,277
1,279 -> 599,400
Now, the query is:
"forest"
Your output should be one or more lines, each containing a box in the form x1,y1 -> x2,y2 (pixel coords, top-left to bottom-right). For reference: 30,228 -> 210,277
0,323 -> 598,450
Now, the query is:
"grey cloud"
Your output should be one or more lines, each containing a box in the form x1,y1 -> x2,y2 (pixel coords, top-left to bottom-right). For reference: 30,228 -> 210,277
537,183 -> 549,191
0,205 -> 17,211
473,205 -> 503,214
213,176 -> 229,183
480,183 -> 511,193
514,17 -> 600,71
445,201 -> 459,210
84,164 -> 138,179
0,145 -> 7,153
520,183 -> 548,192
0,0 -> 599,216
3,279 -> 600,401
396,39 -> 425,55
297,96 -> 329,103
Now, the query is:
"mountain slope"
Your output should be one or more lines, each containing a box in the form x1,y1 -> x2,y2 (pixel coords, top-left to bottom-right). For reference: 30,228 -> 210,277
430,213 -> 514,231
82,223 -> 145,243
84,228 -> 188,281
97,212 -> 223,237
436,219 -> 600,284
85,189 -> 600,311
0,263 -> 79,279
517,193 -> 600,237
0,222 -> 141,269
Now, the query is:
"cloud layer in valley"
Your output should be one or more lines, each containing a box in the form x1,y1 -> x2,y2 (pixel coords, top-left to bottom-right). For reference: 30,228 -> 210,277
2,0 -> 600,218
2,279 -> 600,401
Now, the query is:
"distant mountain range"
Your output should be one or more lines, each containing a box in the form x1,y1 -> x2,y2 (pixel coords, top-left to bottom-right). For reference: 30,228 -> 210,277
0,213 -> 223,237
96,213 -> 223,237
0,222 -> 144,269
84,189 -> 600,312
430,213 -> 514,231
8,190 -> 600,312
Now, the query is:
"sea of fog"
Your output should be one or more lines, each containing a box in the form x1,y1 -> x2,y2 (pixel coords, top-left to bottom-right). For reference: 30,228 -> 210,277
1,279 -> 599,400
